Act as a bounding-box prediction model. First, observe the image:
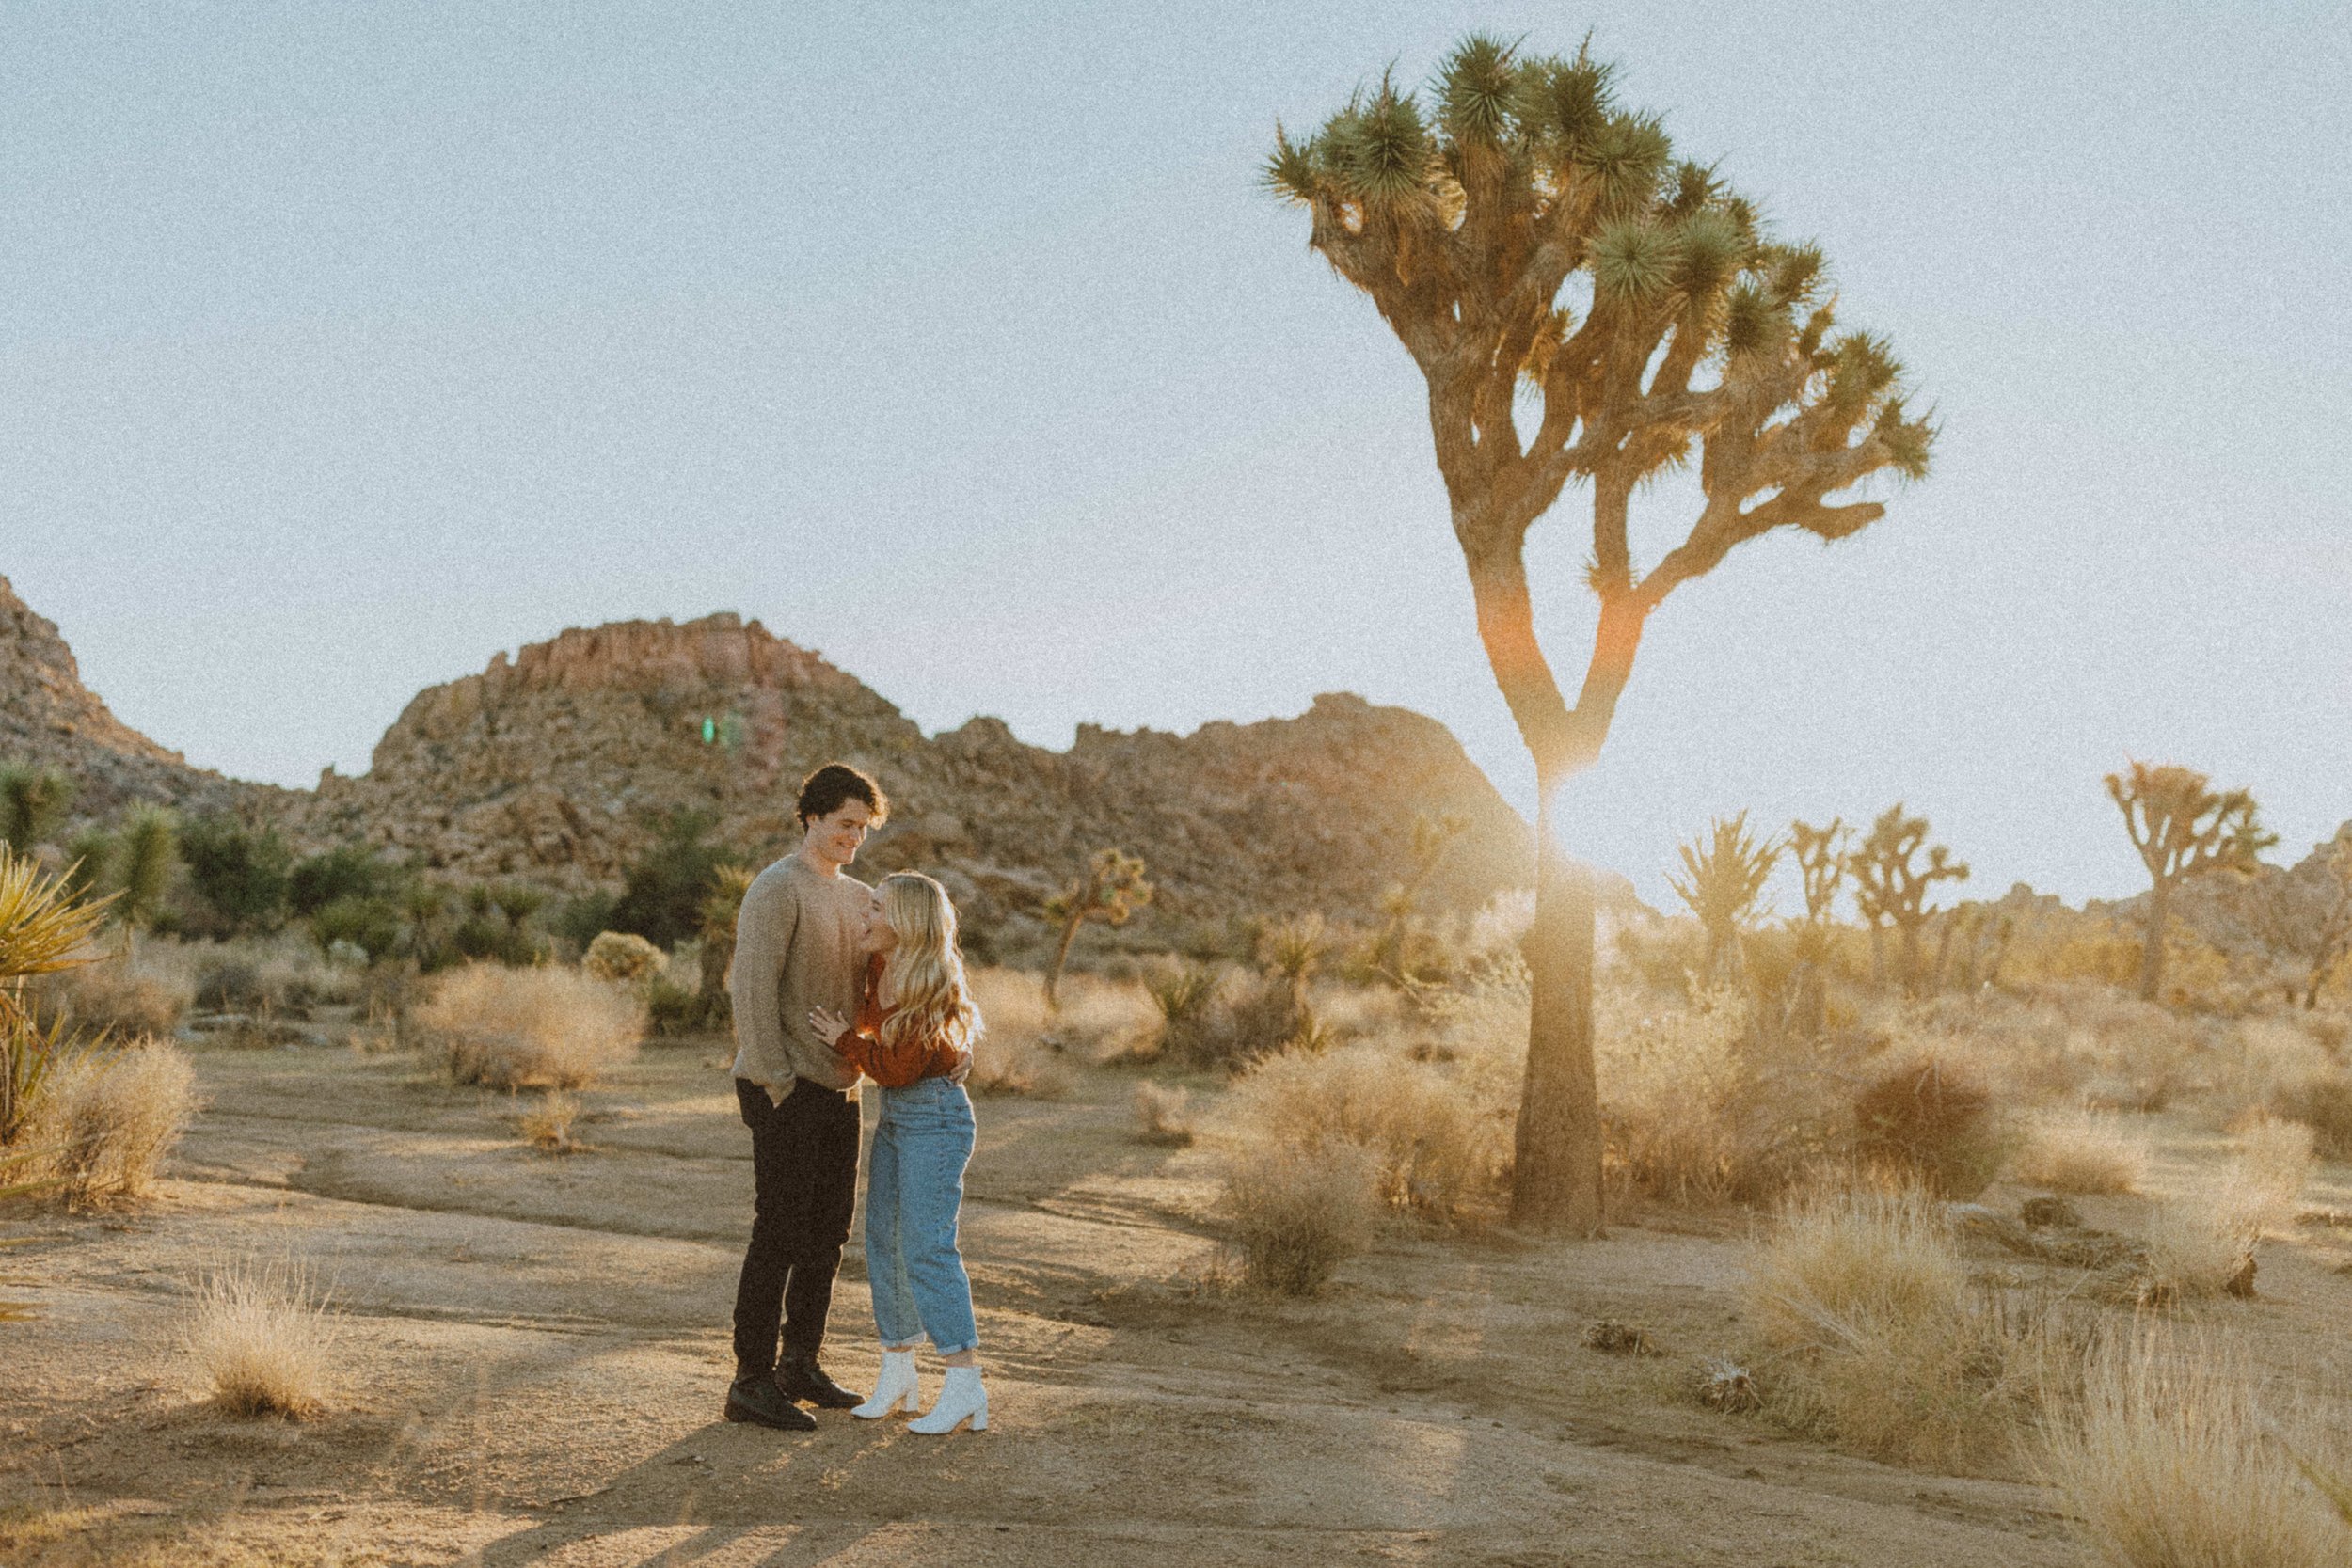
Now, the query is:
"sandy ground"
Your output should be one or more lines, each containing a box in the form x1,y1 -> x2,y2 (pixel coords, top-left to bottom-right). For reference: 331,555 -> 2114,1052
6,1030 -> 2350,1567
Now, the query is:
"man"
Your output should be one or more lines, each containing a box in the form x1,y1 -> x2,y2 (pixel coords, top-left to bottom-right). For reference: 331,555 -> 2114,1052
723,762 -> 887,1432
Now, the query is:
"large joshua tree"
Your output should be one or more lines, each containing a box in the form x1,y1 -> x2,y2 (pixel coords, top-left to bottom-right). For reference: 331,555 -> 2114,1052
1267,35 -> 1934,1229
2106,760 -> 2274,1004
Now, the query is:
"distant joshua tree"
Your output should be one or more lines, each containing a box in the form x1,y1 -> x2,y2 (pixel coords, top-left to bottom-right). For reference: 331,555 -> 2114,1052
1043,849 -> 1152,1006
1789,818 -> 1849,928
1267,35 -> 1935,1231
112,807 -> 177,957
1850,805 -> 1967,993
1371,813 -> 1467,981
1667,814 -> 1780,984
2106,760 -> 2275,1004
0,766 -> 72,858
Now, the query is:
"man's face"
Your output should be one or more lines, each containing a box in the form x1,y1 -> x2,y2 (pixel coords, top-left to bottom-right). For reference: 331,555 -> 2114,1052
803,799 -> 875,869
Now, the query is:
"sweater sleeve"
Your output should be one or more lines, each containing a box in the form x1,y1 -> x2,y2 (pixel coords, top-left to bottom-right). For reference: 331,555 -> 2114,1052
726,871 -> 800,1093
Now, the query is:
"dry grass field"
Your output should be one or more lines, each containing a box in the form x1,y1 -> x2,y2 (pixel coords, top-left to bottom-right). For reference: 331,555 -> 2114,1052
6,985 -> 2352,1568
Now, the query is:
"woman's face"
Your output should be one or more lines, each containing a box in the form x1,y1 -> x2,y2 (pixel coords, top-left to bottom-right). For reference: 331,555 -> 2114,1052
863,889 -> 899,955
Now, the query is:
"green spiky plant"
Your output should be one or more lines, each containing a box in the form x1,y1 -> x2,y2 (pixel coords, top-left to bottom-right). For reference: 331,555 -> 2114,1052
2106,760 -> 2276,1005
1849,805 -> 1968,994
1260,912 -> 1328,1006
697,863 -> 756,1022
0,766 -> 73,858
1267,35 -> 1935,1229
1043,849 -> 1153,1006
1,846 -> 111,1169
110,807 -> 177,958
1667,813 -> 1780,985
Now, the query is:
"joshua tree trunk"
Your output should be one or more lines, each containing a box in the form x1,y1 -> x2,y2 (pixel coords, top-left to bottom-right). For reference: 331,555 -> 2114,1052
2139,876 -> 2171,1003
1046,912 -> 1085,1007
1512,797 -> 1605,1233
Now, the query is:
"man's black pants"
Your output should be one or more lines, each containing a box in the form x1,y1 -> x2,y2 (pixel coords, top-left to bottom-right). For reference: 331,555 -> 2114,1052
732,1077 -> 861,1376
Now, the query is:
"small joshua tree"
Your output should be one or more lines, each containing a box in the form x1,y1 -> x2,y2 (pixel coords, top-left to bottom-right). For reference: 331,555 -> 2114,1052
1666,813 -> 1779,984
0,766 -> 73,858
1850,805 -> 1967,993
697,863 -> 756,1019
1043,849 -> 1152,1006
2106,761 -> 2275,1004
112,807 -> 177,958
1370,813 -> 1467,980
1268,35 -> 1935,1230
1784,816 -> 1850,1036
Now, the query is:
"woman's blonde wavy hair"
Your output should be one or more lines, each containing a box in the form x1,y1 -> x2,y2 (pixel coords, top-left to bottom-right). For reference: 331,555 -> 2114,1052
877,872 -> 982,1057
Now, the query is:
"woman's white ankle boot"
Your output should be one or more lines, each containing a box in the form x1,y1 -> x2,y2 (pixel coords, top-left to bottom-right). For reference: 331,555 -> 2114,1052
851,1350 -> 920,1419
908,1365 -> 988,1434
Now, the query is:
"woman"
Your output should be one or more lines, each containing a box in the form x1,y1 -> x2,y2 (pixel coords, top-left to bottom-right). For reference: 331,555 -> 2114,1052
808,871 -> 988,1435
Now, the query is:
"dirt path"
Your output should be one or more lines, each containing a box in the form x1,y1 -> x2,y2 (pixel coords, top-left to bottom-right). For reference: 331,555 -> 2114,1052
18,1038 -> 2328,1565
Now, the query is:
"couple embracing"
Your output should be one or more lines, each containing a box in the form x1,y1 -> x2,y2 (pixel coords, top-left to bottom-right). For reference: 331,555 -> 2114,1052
721,762 -> 988,1436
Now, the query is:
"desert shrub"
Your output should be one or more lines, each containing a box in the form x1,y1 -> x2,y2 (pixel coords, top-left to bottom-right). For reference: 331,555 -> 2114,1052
964,1030 -> 1071,1098
1748,1183 -> 2075,1473
40,956 -> 193,1040
1852,1055 -> 2009,1199
1217,1139 -> 1381,1294
1142,958 -> 1218,1062
33,1041 -> 199,1203
2207,1017 -> 2336,1127
1592,987 -> 1820,1206
2041,1326 -> 2352,1567
582,930 -> 664,984
288,844 -> 396,917
2011,1110 -> 2149,1195
644,974 -> 703,1036
413,964 -> 644,1089
310,893 -> 404,962
607,809 -> 730,951
175,816 -> 291,937
519,1090 -> 582,1154
1220,1040 -> 1508,1220
2143,1118 -> 2313,1299
1132,1081 -> 1194,1146
183,1258 -> 336,1418
2276,1072 -> 2352,1160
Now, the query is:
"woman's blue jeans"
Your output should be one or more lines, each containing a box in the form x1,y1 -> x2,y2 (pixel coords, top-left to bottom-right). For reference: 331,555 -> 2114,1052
863,1075 -> 978,1355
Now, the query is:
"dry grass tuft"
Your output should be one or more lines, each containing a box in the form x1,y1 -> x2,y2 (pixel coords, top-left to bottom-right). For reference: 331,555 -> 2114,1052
38,957 -> 193,1040
2275,1071 -> 2352,1161
2144,1117 -> 2313,1300
1852,1055 -> 2009,1200
1698,1357 -> 1760,1413
1216,1139 -> 1380,1295
2041,1326 -> 2352,1567
519,1090 -> 583,1154
2012,1110 -> 2150,1195
1219,1041 -> 1508,1220
1132,1081 -> 1194,1146
969,967 -> 1158,1065
1581,1319 -> 1661,1356
183,1258 -> 337,1418
413,964 -> 644,1089
1748,1182 -> 2074,1473
31,1041 -> 198,1203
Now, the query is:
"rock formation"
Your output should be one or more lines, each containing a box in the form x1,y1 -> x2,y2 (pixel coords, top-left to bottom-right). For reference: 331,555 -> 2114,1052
289,612 -> 1534,928
0,574 -> 276,822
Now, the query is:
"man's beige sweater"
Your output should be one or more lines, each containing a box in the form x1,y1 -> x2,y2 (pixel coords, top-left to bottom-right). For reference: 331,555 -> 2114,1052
726,855 -> 870,1103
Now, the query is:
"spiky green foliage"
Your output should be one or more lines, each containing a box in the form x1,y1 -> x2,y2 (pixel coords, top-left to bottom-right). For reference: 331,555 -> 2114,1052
1850,805 -> 1968,992
1043,848 -> 1154,1006
178,815 -> 291,936
1,846 -> 109,1148
0,766 -> 73,857
2106,760 -> 2277,1003
112,808 -> 177,952
1668,813 -> 1781,982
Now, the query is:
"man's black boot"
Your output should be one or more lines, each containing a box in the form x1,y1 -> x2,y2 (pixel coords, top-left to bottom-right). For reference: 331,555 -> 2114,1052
725,1370 -> 817,1431
777,1354 -> 862,1411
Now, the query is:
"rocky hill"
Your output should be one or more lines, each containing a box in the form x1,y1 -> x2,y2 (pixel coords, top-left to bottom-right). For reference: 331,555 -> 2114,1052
0,574 -> 277,823
287,612 -> 1534,928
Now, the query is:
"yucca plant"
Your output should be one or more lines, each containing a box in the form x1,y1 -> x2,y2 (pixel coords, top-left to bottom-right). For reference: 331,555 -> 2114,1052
1,845 -> 111,1152
1269,34 -> 1935,1230
696,863 -> 756,1017
0,765 -> 73,857
2106,760 -> 2275,1004
1850,805 -> 1969,994
1668,814 -> 1780,984
1368,813 -> 1466,980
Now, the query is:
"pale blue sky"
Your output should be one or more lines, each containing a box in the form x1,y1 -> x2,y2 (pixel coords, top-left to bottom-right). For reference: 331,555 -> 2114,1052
6,2 -> 2347,910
